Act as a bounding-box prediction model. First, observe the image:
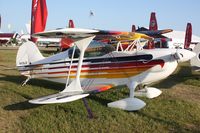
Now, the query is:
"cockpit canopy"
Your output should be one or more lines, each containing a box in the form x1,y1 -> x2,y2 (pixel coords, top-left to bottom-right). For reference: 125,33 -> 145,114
68,40 -> 115,58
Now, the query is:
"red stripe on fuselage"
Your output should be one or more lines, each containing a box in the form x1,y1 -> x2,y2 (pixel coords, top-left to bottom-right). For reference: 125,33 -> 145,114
20,60 -> 165,76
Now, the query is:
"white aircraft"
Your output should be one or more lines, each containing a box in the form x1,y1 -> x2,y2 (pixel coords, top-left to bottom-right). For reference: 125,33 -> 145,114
164,31 -> 200,49
164,23 -> 200,50
132,12 -> 200,50
16,28 -> 195,111
0,32 -> 19,46
18,23 -> 60,46
36,38 -> 61,47
190,43 -> 200,71
164,23 -> 200,72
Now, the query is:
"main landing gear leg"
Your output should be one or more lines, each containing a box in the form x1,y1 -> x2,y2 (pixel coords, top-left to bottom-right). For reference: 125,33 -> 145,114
107,82 -> 146,111
21,77 -> 31,86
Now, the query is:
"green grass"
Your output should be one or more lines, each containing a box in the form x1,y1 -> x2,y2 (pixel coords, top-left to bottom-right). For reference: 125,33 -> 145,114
0,47 -> 200,133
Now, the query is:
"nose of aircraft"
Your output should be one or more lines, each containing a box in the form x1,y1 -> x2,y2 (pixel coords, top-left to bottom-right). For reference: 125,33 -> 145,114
175,49 -> 196,62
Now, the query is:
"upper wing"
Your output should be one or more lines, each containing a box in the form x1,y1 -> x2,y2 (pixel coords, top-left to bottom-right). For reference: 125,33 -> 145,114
33,28 -> 152,42
94,30 -> 152,41
33,28 -> 99,40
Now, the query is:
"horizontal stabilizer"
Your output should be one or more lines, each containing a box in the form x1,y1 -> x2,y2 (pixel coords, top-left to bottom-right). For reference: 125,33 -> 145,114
158,29 -> 173,34
29,92 -> 89,104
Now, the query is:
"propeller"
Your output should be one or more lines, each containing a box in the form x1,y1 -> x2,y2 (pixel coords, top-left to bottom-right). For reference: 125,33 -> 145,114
174,49 -> 196,62
174,23 -> 195,62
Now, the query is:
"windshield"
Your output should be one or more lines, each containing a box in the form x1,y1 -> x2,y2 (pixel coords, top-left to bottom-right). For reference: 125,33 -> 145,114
68,40 -> 115,58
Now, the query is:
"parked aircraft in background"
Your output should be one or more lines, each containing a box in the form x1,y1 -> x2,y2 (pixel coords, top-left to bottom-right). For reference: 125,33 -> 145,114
15,0 -> 60,47
59,20 -> 75,51
132,12 -> 200,50
0,32 -> 19,46
28,0 -> 74,48
0,14 -> 1,29
132,12 -> 200,71
164,22 -> 200,66
0,14 -> 19,46
164,23 -> 200,50
132,12 -> 173,36
132,12 -> 173,49
36,19 -> 75,48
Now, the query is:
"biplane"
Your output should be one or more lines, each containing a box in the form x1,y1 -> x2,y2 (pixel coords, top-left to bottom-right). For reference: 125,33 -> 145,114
16,28 -> 196,111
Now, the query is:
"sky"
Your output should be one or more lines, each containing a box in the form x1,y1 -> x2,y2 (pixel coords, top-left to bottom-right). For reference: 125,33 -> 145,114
0,0 -> 200,36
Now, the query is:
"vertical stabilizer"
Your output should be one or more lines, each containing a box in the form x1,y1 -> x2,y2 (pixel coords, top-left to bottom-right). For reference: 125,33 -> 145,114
68,20 -> 75,28
0,14 -> 1,29
184,23 -> 192,49
132,25 -> 136,32
31,0 -> 48,42
149,12 -> 158,31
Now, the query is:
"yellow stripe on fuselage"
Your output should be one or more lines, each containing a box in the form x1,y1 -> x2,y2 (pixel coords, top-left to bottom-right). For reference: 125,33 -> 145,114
45,70 -> 145,79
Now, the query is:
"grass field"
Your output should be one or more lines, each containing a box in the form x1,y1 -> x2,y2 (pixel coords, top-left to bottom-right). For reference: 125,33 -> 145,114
0,47 -> 200,133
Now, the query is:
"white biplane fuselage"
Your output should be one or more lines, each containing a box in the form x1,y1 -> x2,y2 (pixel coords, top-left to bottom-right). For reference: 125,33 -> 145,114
19,47 -> 179,89
16,28 -> 196,111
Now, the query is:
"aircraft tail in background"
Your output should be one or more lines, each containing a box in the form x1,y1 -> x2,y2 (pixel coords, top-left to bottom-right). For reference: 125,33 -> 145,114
31,0 -> 48,42
132,25 -> 136,32
60,19 -> 75,51
184,23 -> 192,49
68,19 -> 75,28
0,14 -> 1,29
149,12 -> 158,31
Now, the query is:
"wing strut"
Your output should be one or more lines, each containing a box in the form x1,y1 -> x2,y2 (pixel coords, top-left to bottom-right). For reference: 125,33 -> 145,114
29,36 -> 95,104
62,36 -> 95,93
66,45 -> 76,86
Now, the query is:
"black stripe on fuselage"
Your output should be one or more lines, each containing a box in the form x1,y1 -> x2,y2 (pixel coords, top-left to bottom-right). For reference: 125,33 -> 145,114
48,54 -> 153,65
20,54 -> 153,68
